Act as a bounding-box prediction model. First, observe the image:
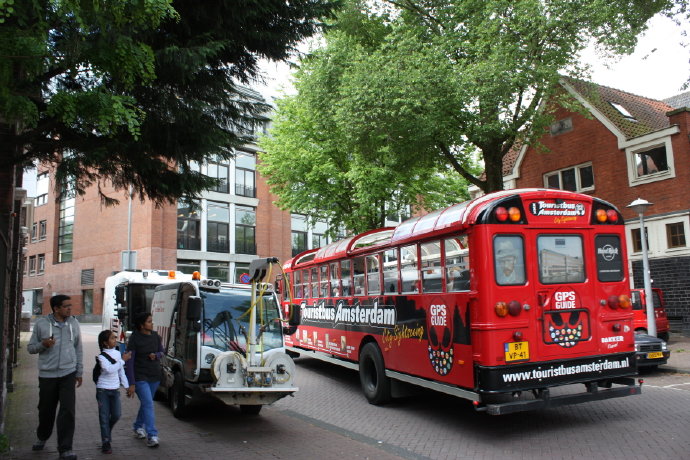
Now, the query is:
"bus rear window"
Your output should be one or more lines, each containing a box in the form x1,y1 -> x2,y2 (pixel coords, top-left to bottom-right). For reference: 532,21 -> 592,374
538,235 -> 584,284
494,236 -> 526,285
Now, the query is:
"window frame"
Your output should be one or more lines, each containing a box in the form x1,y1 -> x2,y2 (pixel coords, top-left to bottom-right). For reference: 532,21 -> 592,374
625,137 -> 676,186
543,162 -> 594,193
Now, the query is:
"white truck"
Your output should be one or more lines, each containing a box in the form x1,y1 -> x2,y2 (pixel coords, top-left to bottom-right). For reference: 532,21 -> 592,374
102,269 -> 193,346
150,259 -> 298,417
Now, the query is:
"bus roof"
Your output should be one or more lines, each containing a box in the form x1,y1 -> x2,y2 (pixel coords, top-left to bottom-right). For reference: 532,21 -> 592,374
284,188 -> 618,269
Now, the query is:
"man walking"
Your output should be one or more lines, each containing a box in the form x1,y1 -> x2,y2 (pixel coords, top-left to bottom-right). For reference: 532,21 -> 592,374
27,294 -> 83,460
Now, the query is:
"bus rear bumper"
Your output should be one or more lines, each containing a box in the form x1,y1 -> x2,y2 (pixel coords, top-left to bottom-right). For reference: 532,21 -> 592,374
475,377 -> 642,415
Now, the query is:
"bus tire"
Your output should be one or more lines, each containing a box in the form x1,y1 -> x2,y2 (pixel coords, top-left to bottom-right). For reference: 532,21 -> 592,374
658,332 -> 669,342
240,404 -> 262,415
170,371 -> 188,419
359,342 -> 391,405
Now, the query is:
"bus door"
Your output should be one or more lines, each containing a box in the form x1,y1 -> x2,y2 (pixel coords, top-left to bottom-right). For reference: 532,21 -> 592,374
529,230 -> 597,359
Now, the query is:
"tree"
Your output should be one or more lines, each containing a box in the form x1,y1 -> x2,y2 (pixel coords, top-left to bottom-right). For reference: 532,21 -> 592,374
259,6 -> 474,234
0,0 -> 338,204
292,0 -> 688,195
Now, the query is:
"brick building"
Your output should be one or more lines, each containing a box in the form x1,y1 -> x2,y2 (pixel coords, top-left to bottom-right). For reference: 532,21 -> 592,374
506,77 -> 690,331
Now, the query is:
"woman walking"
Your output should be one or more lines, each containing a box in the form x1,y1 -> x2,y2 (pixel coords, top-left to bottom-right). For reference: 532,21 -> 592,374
125,312 -> 164,448
95,330 -> 130,454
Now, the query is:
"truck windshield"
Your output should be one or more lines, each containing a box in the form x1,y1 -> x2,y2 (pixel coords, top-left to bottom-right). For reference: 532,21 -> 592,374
201,288 -> 283,353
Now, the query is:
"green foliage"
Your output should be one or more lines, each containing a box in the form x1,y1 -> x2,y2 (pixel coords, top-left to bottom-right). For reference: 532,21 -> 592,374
259,5 -> 473,234
282,0 -> 685,195
1,0 -> 338,204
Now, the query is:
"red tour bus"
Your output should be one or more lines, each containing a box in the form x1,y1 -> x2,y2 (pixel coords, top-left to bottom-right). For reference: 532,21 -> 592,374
281,189 -> 641,414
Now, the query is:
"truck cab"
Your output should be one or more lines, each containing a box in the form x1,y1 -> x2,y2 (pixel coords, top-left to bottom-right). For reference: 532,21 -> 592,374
151,275 -> 297,417
631,288 -> 670,341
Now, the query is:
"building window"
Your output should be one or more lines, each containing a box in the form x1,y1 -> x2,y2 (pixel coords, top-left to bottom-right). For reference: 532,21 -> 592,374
35,172 -> 49,206
207,261 -> 229,282
635,145 -> 668,177
81,268 -> 94,285
37,254 -> 45,275
82,289 -> 93,315
235,151 -> 256,198
291,214 -> 308,256
207,155 -> 229,193
550,117 -> 573,136
666,222 -> 686,248
544,163 -> 594,192
31,222 -> 37,242
29,256 -> 36,276
312,220 -> 329,249
235,206 -> 256,254
177,259 -> 200,274
631,227 -> 649,253
234,262 -> 250,284
57,184 -> 75,263
177,200 -> 201,250
34,288 -> 44,315
207,201 -> 229,253
39,220 -> 47,240
23,257 -> 27,275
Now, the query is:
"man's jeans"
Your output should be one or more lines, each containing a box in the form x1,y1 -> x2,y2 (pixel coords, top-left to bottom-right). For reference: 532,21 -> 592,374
37,372 -> 76,454
133,380 -> 160,438
96,388 -> 121,443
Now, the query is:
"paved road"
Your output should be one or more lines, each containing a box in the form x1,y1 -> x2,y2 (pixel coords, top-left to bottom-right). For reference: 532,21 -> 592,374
6,324 -> 690,459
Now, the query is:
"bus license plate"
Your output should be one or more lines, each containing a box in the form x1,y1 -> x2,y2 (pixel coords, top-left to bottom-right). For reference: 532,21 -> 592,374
647,351 -> 663,359
505,341 -> 529,362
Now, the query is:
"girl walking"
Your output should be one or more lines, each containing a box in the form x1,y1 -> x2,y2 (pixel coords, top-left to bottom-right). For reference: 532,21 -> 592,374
125,312 -> 164,448
95,330 -> 131,454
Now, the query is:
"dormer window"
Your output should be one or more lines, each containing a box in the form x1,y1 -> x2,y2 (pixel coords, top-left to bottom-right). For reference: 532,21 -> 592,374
609,102 -> 636,121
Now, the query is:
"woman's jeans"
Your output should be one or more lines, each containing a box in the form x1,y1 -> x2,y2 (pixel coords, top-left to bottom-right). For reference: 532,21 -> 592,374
96,388 -> 121,443
134,381 -> 160,438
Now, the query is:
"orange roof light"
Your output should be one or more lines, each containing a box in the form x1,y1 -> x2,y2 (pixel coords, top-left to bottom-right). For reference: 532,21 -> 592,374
168,270 -> 176,279
595,209 -> 607,223
192,271 -> 201,281
508,207 -> 521,222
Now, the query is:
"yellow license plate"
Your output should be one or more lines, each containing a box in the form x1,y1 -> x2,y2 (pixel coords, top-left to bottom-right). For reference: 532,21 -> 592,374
505,341 -> 529,362
647,351 -> 663,359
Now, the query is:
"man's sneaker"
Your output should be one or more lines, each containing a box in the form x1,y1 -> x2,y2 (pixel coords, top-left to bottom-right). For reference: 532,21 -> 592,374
101,442 -> 112,454
133,428 -> 146,439
32,439 -> 46,451
146,436 -> 159,448
59,450 -> 77,460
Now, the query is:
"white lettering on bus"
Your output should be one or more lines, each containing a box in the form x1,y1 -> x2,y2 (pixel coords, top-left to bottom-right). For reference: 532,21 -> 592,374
300,298 -> 396,327
554,291 -> 577,309
501,357 -> 631,383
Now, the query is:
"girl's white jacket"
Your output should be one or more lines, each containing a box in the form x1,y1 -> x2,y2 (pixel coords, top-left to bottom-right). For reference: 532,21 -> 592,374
96,348 -> 129,390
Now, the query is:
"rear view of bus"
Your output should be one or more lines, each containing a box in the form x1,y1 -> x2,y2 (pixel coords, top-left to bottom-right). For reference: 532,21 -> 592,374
282,189 -> 641,415
470,190 -> 640,413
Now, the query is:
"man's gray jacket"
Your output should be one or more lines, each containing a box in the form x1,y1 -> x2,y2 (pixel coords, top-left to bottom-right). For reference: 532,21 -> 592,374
28,314 -> 83,378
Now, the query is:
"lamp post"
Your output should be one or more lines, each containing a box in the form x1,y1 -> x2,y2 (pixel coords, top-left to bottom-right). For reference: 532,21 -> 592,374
627,198 -> 655,337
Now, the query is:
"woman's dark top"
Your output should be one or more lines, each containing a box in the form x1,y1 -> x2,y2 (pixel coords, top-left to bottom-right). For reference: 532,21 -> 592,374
125,330 -> 164,383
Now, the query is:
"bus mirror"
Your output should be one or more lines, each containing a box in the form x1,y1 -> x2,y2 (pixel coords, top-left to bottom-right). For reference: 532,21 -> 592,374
187,296 -> 202,321
115,286 -> 126,306
288,304 -> 301,327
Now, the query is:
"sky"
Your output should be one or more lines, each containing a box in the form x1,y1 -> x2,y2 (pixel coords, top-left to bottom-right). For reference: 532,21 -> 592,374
254,13 -> 690,103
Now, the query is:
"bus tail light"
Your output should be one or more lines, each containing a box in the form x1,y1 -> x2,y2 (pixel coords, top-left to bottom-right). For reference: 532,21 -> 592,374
606,210 -> 618,222
495,302 -> 508,317
618,294 -> 631,309
612,323 -> 621,332
508,300 -> 522,316
607,295 -> 620,309
513,331 -> 523,341
595,209 -> 607,223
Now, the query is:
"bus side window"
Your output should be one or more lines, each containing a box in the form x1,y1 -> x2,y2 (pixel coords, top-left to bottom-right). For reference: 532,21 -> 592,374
310,267 -> 319,298
445,236 -> 470,291
400,245 -> 419,294
353,258 -> 365,295
340,260 -> 352,296
366,254 -> 381,295
294,270 -> 303,298
383,249 -> 399,294
421,241 -> 442,293
330,262 -> 340,297
320,265 -> 329,297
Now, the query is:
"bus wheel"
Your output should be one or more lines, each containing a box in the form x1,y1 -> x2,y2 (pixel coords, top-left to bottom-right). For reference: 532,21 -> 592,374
359,342 -> 391,405
170,371 -> 188,419
240,404 -> 262,415
659,332 -> 670,342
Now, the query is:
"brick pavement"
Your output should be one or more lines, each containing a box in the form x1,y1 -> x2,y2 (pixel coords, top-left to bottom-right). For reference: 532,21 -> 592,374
3,325 -> 406,460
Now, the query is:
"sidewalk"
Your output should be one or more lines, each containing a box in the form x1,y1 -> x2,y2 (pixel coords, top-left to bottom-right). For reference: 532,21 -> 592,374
3,327 -> 406,460
660,332 -> 690,374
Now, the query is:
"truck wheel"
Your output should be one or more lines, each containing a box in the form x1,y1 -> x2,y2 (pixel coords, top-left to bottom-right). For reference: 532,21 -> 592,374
359,342 -> 391,405
240,405 -> 262,415
170,371 -> 188,419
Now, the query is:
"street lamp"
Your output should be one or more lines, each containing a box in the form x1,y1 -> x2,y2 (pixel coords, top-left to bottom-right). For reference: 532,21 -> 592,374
627,198 -> 655,337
